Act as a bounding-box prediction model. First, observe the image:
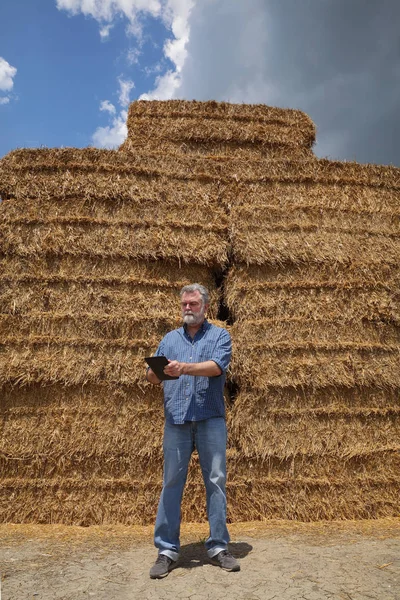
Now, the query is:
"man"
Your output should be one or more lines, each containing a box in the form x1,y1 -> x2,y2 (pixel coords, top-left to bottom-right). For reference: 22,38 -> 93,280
146,283 -> 240,579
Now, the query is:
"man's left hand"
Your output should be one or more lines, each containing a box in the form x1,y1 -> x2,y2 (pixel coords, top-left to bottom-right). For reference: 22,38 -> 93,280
164,360 -> 185,377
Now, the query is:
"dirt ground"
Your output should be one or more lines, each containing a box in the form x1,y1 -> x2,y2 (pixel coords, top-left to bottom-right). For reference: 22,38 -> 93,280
0,519 -> 399,600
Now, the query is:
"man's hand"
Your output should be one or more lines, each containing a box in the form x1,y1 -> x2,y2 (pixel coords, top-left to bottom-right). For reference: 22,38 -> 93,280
164,359 -> 222,378
164,360 -> 184,377
146,367 -> 162,385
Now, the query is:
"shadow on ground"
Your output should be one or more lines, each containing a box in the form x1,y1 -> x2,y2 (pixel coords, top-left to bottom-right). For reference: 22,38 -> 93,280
178,541 -> 253,569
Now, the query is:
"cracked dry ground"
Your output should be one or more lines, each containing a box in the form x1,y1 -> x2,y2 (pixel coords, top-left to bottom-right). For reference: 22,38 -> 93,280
0,520 -> 399,600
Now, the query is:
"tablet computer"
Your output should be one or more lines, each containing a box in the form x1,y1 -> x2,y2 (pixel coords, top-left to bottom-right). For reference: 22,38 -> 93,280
145,356 -> 179,380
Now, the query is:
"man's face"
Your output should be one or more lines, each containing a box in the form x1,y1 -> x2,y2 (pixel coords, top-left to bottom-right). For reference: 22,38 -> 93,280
181,291 -> 207,326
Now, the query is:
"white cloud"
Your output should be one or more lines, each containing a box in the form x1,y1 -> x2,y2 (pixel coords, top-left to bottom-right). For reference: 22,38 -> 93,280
0,57 -> 17,92
0,57 -> 17,106
93,78 -> 133,147
57,1 -> 194,142
126,47 -> 141,65
56,0 -> 195,99
118,78 -> 134,106
56,0 -> 162,39
92,110 -> 128,148
99,24 -> 113,39
139,69 -> 180,100
100,100 -> 116,114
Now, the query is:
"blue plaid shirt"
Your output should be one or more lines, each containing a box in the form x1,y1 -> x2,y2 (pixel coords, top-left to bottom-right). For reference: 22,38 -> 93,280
153,320 -> 231,424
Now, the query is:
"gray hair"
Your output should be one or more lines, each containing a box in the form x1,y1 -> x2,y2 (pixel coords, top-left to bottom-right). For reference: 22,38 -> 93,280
180,283 -> 210,306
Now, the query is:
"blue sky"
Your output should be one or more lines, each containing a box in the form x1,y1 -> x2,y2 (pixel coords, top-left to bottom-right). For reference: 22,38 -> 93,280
1,0 -> 400,165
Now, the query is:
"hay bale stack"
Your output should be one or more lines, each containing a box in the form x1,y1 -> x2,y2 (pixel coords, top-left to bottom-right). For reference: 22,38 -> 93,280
0,147 -> 227,524
120,99 -> 316,160
225,158 -> 400,520
1,101 -> 399,524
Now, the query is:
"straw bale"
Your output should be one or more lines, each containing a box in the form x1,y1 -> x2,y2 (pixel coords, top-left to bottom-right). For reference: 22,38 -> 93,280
0,384 -> 165,466
230,317 -> 400,389
0,150 -> 229,266
0,314 -> 181,347
126,99 -> 315,125
225,264 -> 400,322
1,431 -> 399,485
232,319 -> 400,347
230,345 -> 400,389
0,478 -> 163,525
0,252 -> 222,386
224,448 -> 400,482
120,138 -> 313,160
0,342 -> 160,386
228,180 -> 400,211
0,148 -> 230,202
1,193 -> 227,225
121,119 -> 314,158
123,100 -> 315,158
0,384 -> 230,479
231,201 -> 400,238
0,317 -> 228,386
0,256 -> 219,318
0,221 -> 226,264
0,216 -> 227,266
0,476 -> 398,524
2,149 -> 400,198
226,478 -> 400,521
232,230 -> 400,266
227,176 -> 400,265
229,386 -> 400,411
227,394 -> 400,460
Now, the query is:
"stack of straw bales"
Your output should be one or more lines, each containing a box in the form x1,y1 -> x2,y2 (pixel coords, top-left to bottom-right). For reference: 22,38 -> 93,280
120,99 -> 315,160
0,100 -> 399,525
225,159 -> 400,520
0,147 -> 226,524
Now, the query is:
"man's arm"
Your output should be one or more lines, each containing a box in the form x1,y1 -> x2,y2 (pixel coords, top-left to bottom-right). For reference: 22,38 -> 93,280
164,360 -> 222,378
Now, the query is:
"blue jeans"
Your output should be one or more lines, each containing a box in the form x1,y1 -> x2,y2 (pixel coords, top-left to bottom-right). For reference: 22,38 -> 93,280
154,417 -> 230,560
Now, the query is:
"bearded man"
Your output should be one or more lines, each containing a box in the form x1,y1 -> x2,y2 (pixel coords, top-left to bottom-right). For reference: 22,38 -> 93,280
146,283 -> 239,578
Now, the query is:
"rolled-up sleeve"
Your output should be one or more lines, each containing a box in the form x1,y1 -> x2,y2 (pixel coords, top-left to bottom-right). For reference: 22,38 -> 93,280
210,329 -> 232,375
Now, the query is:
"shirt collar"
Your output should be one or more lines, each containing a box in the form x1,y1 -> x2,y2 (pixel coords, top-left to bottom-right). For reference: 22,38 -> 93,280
181,318 -> 210,338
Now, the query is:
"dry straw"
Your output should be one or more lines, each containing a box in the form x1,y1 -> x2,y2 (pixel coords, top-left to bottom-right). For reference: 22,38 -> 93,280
1,476 -> 398,524
121,99 -> 316,159
0,99 -> 399,525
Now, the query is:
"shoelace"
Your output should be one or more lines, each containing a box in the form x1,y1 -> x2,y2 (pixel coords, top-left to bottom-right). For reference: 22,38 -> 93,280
156,554 -> 170,564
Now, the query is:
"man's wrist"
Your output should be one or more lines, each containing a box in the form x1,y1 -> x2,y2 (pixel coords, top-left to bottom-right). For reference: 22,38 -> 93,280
181,362 -> 188,375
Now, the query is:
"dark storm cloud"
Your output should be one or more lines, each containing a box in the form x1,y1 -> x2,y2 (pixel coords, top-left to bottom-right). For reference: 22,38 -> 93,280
176,0 -> 400,165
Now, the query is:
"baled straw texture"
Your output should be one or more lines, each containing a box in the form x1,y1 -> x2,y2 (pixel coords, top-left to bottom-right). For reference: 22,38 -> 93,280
229,318 -> 400,389
121,99 -> 316,159
225,264 -> 400,322
0,384 -> 232,480
1,475 -> 399,524
1,101 -> 400,524
226,477 -> 400,521
2,148 -> 400,192
0,384 -> 165,477
227,389 -> 400,460
0,151 -> 229,266
0,255 -> 220,386
0,256 -> 218,318
227,179 -> 400,265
